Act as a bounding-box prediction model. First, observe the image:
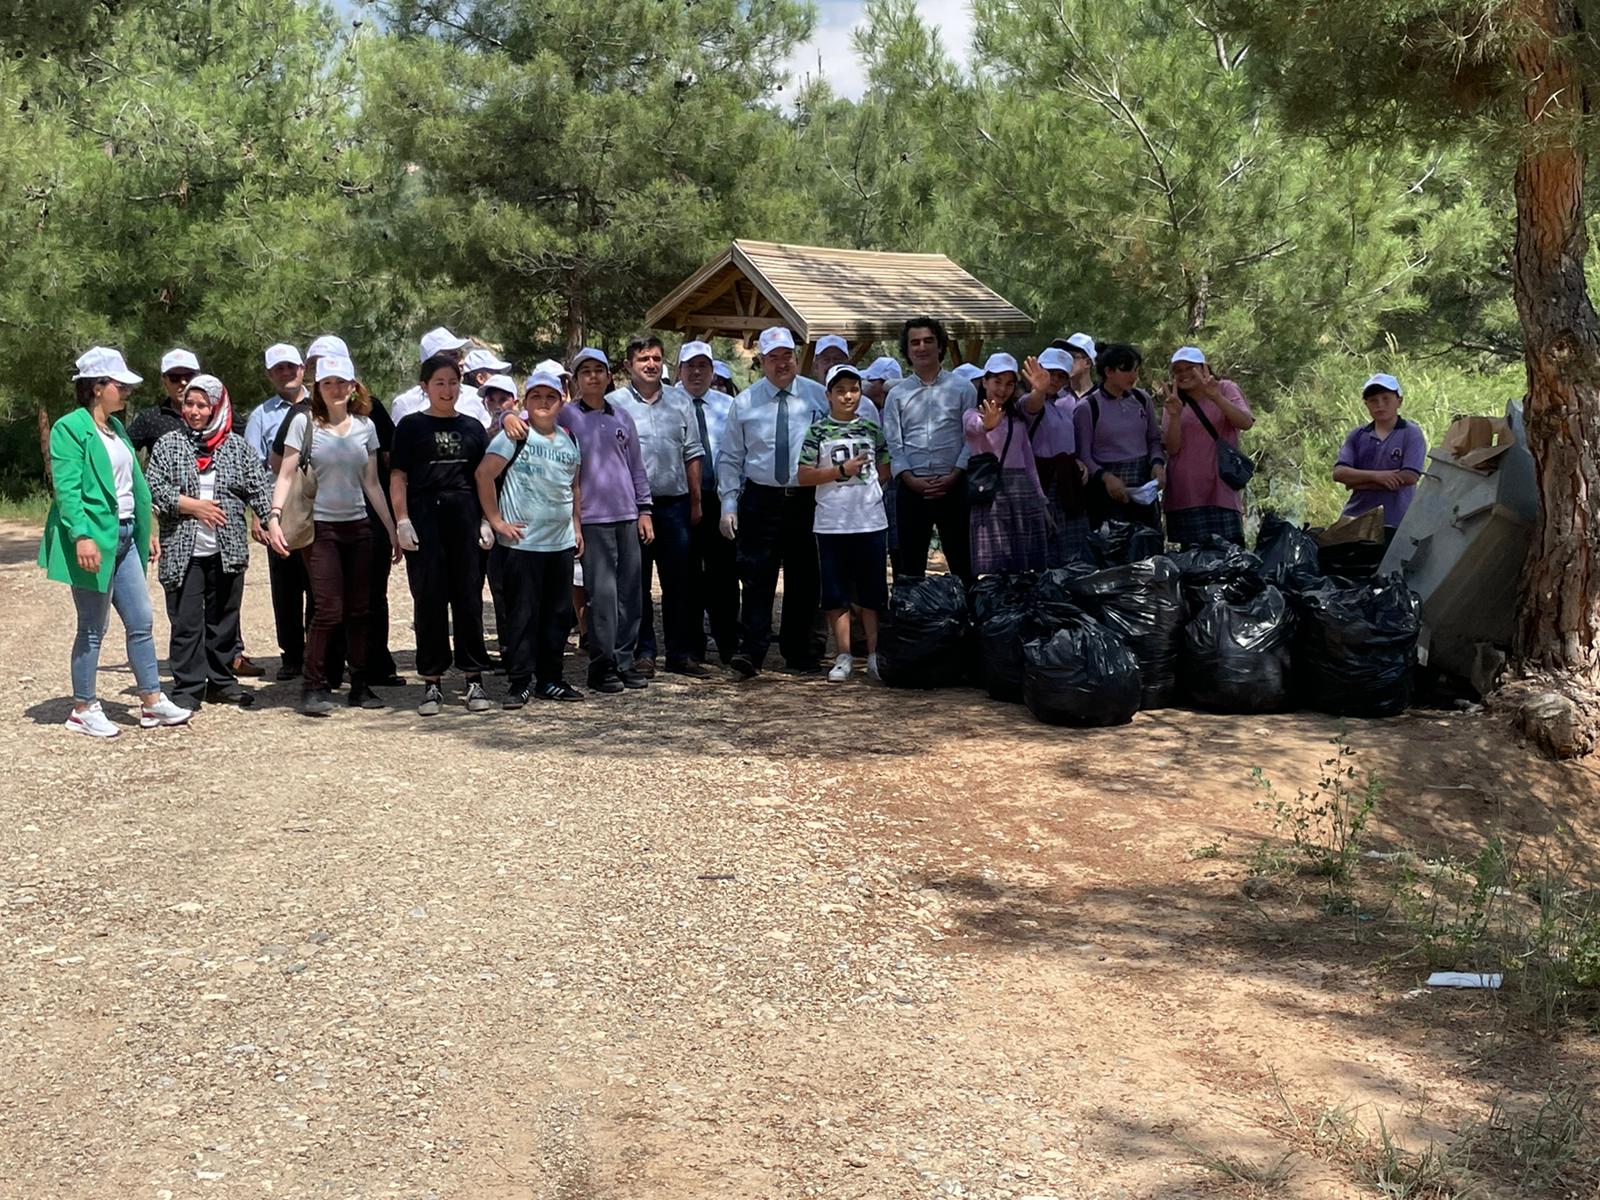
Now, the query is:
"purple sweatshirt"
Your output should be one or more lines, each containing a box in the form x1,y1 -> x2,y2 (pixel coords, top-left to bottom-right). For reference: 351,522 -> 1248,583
557,399 -> 653,525
1064,385 -> 1165,472
963,409 -> 1043,491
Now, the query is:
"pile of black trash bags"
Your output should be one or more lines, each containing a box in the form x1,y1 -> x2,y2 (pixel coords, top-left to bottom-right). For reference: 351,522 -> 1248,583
877,516 -> 1421,727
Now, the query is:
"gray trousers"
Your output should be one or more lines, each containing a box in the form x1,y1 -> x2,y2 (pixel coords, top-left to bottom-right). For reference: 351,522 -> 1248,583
579,520 -> 641,675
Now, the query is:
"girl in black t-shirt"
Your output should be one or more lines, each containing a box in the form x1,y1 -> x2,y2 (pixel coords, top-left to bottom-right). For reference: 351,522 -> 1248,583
389,355 -> 493,715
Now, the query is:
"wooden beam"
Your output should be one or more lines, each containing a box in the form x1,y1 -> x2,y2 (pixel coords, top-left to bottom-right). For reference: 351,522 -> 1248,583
681,314 -> 788,332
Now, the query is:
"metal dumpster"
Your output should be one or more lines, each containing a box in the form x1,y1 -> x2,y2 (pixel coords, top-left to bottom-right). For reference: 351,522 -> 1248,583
1379,399 -> 1537,689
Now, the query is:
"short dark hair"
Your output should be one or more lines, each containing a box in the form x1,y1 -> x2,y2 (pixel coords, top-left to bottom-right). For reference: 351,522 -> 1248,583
74,377 -> 105,407
419,354 -> 462,384
1097,343 -> 1142,377
1048,337 -> 1072,351
899,316 -> 949,362
625,335 -> 664,364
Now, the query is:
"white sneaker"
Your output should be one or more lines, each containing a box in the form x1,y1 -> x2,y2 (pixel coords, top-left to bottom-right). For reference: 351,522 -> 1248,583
65,702 -> 120,738
828,653 -> 853,682
139,693 -> 193,728
866,653 -> 883,682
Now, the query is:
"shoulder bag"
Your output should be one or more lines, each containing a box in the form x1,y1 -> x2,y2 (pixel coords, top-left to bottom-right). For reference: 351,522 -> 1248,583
965,414 -> 1016,505
277,414 -> 319,551
1182,394 -> 1255,491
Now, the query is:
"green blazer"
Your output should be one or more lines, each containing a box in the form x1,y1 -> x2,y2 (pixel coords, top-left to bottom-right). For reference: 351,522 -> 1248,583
38,407 -> 153,592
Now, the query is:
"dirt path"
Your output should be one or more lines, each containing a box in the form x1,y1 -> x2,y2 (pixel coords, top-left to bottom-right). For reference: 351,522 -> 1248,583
2,523 -> 1595,1199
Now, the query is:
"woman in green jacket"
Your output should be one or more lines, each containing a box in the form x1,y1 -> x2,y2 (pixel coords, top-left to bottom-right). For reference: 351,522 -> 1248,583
39,347 -> 192,738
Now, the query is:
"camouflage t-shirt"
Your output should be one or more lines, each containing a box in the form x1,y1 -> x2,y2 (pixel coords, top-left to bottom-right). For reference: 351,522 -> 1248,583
799,415 -> 889,534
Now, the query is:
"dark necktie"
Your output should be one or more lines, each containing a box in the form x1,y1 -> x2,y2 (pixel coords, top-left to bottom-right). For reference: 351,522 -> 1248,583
692,397 -> 711,480
774,389 -> 791,485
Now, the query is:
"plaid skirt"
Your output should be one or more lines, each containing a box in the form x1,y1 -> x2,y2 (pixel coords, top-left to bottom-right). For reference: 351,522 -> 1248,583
1166,505 -> 1245,548
1047,499 -> 1092,566
1101,456 -> 1152,489
972,469 -> 1052,576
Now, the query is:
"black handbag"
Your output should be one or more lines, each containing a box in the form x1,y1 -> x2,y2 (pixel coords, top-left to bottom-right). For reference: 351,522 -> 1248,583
1183,395 -> 1254,491
965,414 -> 1016,505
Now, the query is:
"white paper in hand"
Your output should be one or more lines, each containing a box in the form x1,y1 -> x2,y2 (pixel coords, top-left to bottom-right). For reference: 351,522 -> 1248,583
1129,479 -> 1161,506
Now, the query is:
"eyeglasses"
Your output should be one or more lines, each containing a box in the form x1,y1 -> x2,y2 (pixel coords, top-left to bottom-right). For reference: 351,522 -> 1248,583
164,372 -> 197,384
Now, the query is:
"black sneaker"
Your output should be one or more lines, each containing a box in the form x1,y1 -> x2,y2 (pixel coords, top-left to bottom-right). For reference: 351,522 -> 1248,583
300,690 -> 335,716
347,685 -> 384,709
619,667 -> 648,690
665,658 -> 711,678
464,681 -> 493,712
418,683 -> 443,716
729,654 -> 759,679
207,685 -> 255,708
536,681 -> 585,702
503,685 -> 532,710
593,672 -> 625,695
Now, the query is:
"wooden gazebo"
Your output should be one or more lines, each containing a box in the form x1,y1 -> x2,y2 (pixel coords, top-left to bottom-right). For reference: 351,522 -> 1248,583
646,240 -> 1035,366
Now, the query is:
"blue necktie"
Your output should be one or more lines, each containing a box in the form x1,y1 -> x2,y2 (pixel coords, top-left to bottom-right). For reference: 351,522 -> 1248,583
774,390 -> 791,485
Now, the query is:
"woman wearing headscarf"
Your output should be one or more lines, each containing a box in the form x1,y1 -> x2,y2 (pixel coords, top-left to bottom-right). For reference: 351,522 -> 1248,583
146,374 -> 276,712
962,353 -> 1052,575
39,347 -> 192,737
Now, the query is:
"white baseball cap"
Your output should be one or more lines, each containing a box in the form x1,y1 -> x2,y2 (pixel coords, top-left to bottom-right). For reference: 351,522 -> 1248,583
825,363 -> 863,389
1066,333 -> 1097,363
953,363 -> 984,381
1037,347 -> 1072,374
861,356 -> 903,382
1362,372 -> 1403,397
758,327 -> 797,355
317,354 -> 356,382
570,347 -> 610,373
524,370 -> 565,396
73,346 -> 143,385
534,357 -> 569,378
160,348 -> 200,376
982,352 -> 1019,376
264,343 -> 303,369
1170,346 -> 1208,366
678,340 -> 715,364
713,361 -> 733,381
305,334 -> 349,361
419,326 -> 469,362
815,334 -> 849,356
463,347 -> 511,373
481,373 -> 518,398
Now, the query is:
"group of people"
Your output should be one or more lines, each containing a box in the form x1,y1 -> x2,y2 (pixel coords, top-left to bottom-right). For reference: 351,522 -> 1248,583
40,316 -> 1426,735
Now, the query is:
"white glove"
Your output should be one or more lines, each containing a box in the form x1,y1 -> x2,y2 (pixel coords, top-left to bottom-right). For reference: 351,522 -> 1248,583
478,519 -> 494,550
719,511 -> 738,541
396,518 -> 420,552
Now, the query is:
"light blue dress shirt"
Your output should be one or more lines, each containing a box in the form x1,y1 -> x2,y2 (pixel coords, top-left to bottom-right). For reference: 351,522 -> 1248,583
883,369 -> 978,476
716,375 -> 832,504
243,391 -> 302,472
606,384 -> 705,497
683,387 -> 733,488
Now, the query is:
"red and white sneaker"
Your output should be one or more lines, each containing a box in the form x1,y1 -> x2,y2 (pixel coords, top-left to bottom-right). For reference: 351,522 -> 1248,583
139,693 -> 193,728
66,702 -> 120,738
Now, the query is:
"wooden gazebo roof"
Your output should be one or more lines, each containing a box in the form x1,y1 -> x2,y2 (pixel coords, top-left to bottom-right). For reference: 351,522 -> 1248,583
645,240 -> 1035,344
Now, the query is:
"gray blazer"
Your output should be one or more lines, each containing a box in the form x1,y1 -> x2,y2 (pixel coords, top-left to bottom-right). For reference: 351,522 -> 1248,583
146,431 -> 273,590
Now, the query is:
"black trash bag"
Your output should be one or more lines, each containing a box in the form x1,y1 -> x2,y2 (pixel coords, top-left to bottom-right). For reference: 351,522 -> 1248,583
1028,566 -> 1093,636
1317,538 -> 1387,581
1255,514 -> 1323,594
1023,618 -> 1143,726
1167,537 -> 1265,611
1089,519 -> 1167,567
1067,557 -> 1184,709
1181,585 -> 1295,712
878,573 -> 970,689
971,575 -> 1034,702
1293,578 -> 1421,716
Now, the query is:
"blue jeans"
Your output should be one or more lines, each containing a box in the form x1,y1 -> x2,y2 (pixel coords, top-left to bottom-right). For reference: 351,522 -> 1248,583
71,520 -> 160,702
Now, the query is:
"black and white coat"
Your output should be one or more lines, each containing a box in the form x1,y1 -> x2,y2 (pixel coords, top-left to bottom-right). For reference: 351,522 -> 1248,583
146,430 -> 274,591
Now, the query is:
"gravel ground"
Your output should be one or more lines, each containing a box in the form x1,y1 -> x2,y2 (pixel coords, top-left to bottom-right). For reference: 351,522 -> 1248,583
3,525 -> 1597,1199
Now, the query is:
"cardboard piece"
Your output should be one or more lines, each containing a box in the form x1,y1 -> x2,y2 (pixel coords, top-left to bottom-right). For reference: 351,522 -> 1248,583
1316,506 -> 1386,548
1442,415 -> 1515,471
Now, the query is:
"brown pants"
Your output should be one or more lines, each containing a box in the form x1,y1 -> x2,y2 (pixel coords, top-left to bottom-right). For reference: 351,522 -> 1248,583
301,519 -> 372,691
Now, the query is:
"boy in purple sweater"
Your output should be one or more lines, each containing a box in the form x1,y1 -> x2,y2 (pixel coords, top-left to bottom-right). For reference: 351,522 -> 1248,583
557,348 -> 655,693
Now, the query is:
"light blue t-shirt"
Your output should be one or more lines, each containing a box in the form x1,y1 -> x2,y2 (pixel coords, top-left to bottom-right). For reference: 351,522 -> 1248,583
489,428 -> 581,553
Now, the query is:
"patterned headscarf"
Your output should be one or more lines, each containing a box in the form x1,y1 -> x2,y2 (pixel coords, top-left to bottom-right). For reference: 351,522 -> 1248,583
185,374 -> 233,472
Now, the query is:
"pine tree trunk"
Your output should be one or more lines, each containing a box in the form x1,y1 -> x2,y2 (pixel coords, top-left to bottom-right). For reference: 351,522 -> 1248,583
564,258 -> 587,362
1499,0 -> 1600,757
